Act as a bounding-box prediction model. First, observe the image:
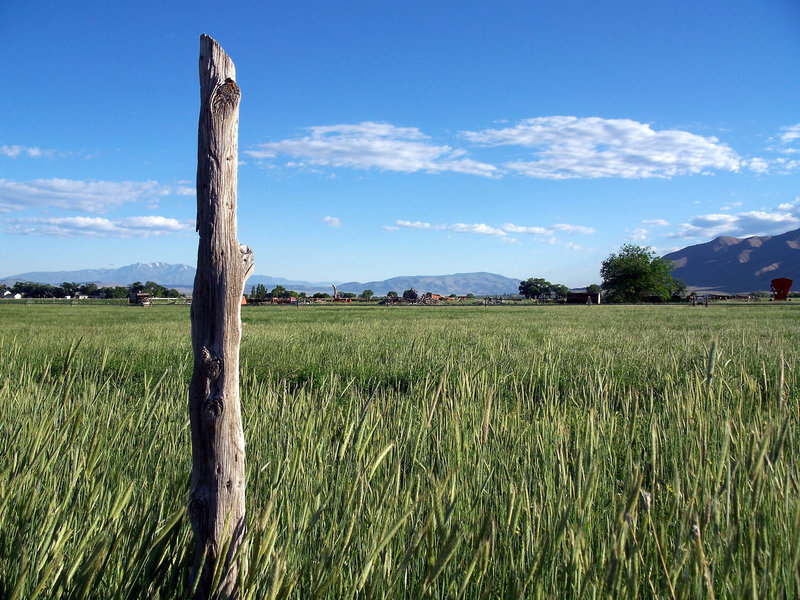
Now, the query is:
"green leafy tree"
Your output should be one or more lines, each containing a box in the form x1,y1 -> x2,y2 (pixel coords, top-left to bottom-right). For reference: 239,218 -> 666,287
402,288 -> 418,301
386,291 -> 398,299
360,289 -> 374,302
586,284 -> 602,295
251,283 -> 267,299
519,278 -> 551,300
600,244 -> 679,303
62,282 -> 81,297
669,279 -> 688,301
141,281 -> 160,296
13,282 -> 56,298
96,285 -> 129,299
81,282 -> 99,296
550,284 -> 569,300
270,285 -> 287,299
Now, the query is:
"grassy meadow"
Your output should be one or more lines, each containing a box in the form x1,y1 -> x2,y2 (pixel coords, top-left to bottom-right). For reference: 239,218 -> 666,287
0,302 -> 798,598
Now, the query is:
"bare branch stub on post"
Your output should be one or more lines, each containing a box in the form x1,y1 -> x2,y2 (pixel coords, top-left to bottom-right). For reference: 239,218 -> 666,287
189,34 -> 254,599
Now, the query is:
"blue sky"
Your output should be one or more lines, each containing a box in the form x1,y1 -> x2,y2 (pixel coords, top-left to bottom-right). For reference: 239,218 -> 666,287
1,1 -> 799,286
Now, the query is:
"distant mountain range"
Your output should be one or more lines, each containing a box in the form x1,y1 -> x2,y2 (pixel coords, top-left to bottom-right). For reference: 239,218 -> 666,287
6,227 -> 796,295
329,272 -> 521,296
1,263 -> 522,296
664,227 -> 800,292
1,262 -> 196,288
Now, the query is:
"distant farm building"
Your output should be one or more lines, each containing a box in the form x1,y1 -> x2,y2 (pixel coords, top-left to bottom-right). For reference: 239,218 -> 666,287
566,292 -> 601,304
129,292 -> 151,306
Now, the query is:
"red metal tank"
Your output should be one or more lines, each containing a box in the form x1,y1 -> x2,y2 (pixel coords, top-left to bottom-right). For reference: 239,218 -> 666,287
770,278 -> 793,301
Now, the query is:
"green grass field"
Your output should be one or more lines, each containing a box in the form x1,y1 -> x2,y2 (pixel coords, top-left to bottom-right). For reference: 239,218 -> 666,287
0,302 -> 798,598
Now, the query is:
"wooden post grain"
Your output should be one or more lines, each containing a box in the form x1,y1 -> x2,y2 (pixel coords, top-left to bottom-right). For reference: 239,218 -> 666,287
189,34 -> 254,599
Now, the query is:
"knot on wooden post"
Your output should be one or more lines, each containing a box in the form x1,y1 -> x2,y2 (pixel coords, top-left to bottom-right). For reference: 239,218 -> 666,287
212,78 -> 240,114
204,396 -> 225,420
200,346 -> 223,381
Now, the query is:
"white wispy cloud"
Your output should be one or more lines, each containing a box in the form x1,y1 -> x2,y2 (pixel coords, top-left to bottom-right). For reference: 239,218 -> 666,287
566,241 -> 589,251
174,185 -> 195,197
391,219 -> 595,238
630,218 -> 670,240
1,144 -> 55,159
748,157 -> 770,173
502,223 -> 550,235
552,223 -> 596,234
761,124 -> 800,167
246,122 -> 498,177
7,216 -> 193,237
321,215 -> 342,228
461,116 -> 742,179
503,222 -> 596,235
395,220 -> 436,230
394,219 -> 501,235
773,157 -> 800,171
449,223 -> 507,236
0,178 -> 191,214
779,124 -> 800,144
669,199 -> 800,239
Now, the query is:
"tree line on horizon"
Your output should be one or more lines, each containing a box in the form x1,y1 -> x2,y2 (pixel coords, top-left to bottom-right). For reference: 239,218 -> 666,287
249,284 -> 365,300
1,280 -> 183,299
249,284 -> 446,302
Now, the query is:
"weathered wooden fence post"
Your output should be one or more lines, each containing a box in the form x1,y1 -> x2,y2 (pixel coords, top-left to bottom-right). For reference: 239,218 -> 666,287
189,34 -> 254,599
